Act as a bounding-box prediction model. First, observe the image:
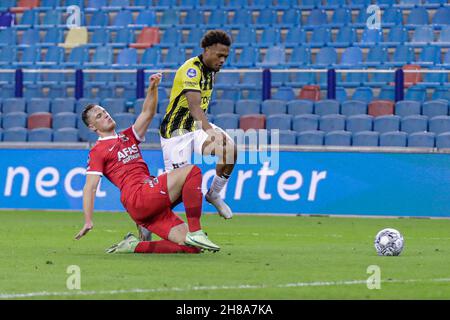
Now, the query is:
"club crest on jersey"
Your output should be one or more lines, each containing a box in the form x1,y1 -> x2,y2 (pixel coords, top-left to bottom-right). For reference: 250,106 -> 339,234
187,68 -> 197,78
118,133 -> 129,142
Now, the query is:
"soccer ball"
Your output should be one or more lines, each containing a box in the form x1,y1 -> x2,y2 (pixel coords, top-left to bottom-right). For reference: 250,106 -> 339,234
374,228 -> 404,256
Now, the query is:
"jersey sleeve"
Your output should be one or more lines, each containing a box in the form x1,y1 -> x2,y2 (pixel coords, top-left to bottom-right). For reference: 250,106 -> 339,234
121,126 -> 145,144
180,64 -> 201,92
86,147 -> 104,176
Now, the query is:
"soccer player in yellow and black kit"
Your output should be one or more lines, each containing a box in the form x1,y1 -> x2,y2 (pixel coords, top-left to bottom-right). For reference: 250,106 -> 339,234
159,30 -> 236,219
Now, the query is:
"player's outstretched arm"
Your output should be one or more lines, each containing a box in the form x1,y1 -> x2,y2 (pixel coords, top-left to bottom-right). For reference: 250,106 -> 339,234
134,73 -> 162,139
75,174 -> 101,240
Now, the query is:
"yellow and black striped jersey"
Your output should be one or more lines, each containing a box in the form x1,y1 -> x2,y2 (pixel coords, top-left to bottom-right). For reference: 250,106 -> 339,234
159,55 -> 214,139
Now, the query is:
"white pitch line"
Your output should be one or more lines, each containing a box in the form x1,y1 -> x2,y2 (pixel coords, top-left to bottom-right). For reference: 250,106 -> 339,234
1,278 -> 450,299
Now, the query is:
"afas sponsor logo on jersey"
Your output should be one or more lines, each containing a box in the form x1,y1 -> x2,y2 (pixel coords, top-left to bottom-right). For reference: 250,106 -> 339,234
117,144 -> 140,164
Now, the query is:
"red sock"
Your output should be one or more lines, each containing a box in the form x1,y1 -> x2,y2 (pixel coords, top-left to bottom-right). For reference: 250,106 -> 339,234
134,240 -> 201,254
182,166 -> 203,232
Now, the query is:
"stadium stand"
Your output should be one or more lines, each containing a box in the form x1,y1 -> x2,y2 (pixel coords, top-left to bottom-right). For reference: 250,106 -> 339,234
0,1 -> 447,147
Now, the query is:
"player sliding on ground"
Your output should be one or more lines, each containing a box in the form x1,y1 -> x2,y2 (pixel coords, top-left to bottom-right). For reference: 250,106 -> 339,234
159,30 -> 237,220
75,73 -> 220,253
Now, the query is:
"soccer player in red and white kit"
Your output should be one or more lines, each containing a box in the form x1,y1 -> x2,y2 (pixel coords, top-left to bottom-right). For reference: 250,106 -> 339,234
75,73 -> 220,253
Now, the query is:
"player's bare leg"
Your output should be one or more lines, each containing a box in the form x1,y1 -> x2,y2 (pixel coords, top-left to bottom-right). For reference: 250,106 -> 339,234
203,132 -> 237,219
165,165 -> 220,251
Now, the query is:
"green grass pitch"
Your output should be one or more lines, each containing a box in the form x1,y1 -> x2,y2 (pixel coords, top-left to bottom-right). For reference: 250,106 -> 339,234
1,210 -> 450,300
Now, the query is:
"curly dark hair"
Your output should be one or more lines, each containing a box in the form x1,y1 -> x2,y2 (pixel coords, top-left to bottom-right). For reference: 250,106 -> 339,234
81,104 -> 97,127
201,30 -> 232,49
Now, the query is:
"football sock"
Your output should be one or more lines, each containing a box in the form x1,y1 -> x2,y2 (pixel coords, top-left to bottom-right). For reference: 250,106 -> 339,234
209,174 -> 229,197
182,166 -> 203,232
134,240 -> 201,254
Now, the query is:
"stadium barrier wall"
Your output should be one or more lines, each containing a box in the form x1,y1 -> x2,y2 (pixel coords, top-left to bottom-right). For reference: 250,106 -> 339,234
1,145 -> 450,218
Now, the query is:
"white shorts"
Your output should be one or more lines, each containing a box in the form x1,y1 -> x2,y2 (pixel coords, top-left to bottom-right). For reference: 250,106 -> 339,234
160,124 -> 231,172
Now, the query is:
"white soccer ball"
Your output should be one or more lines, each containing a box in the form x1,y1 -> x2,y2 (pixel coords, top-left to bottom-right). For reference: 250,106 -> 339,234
374,228 -> 404,256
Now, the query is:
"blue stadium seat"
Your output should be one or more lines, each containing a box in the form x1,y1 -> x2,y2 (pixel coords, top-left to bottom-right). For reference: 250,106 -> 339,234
87,0 -> 107,10
28,128 -> 53,142
386,45 -> 414,67
436,132 -> 450,148
352,131 -> 379,147
374,115 -> 401,133
221,88 -> 241,101
214,72 -> 239,90
16,9 -> 37,30
3,127 -> 27,142
296,0 -> 317,9
395,100 -> 422,117
324,131 -> 352,146
279,10 -> 301,29
351,87 -> 373,104
379,131 -> 407,147
0,28 -> 15,46
407,132 -> 435,148
293,114 -> 319,132
329,8 -> 352,27
429,116 -> 450,134
261,100 -> 287,115
2,98 -> 26,114
235,99 -> 260,115
335,87 -> 348,103
286,46 -> 310,67
341,100 -> 367,116
406,7 -> 429,26
126,8 -> 153,24
145,128 -> 161,144
61,45 -> 89,69
160,47 -> 185,68
284,29 -> 306,48
276,130 -> 297,146
206,9 -> 227,27
159,28 -> 181,47
19,29 -> 40,47
319,114 -> 346,132
229,9 -> 252,27
401,115 -> 428,134
28,98 -> 51,114
114,113 -> 135,130
339,47 -> 363,68
359,29 -> 384,47
256,45 -> 285,66
307,27 -> 332,48
271,71 -> 289,87
383,26 -> 408,47
346,115 -> 373,133
266,114 -> 292,130
422,69 -> 448,86
272,87 -> 296,101
235,47 -> 259,68
102,98 -> 126,115
234,28 -> 257,46
436,26 -> 450,45
364,47 -> 388,67
297,130 -> 325,146
110,10 -> 133,28
140,47 -> 161,67
89,29 -> 111,47
255,8 -> 277,27
405,86 -> 427,103
422,100 -> 448,117
287,100 -> 314,115
147,114 -> 162,129
276,0 -> 297,10
381,6 -> 401,25
432,6 -> 450,26
13,46 -> 39,70
159,9 -> 180,27
331,26 -> 357,48
411,26 -> 434,45
182,9 -> 204,27
157,99 -> 170,114
213,113 -> 239,130
305,9 -> 328,28
181,27 -> 204,48
237,72 -> 262,89
314,99 -> 340,116
378,86 -> 395,101
53,112 -> 77,129
40,10 -> 63,28
289,70 -> 315,87
418,46 -> 442,67
76,98 -> 100,114
3,112 -> 27,129
88,11 -> 108,28
53,128 -> 79,142
315,46 -> 337,67
432,88 -> 450,102
210,99 -> 235,115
